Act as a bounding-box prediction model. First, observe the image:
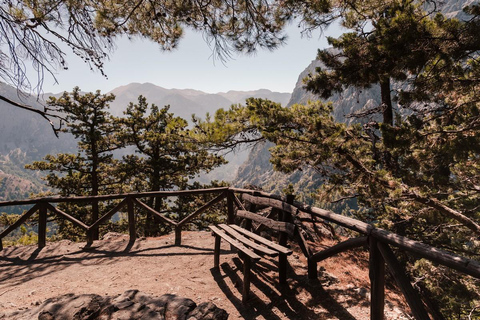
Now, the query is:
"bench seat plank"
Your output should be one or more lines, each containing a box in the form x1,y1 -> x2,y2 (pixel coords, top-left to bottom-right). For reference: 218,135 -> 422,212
229,224 -> 293,255
218,224 -> 278,257
209,225 -> 261,261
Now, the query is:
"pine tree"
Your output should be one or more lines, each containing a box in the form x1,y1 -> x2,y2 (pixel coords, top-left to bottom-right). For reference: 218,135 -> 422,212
26,87 -> 121,239
116,96 -> 225,236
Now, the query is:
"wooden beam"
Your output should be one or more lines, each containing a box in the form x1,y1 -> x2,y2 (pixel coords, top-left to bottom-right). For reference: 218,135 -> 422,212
229,224 -> 292,255
242,254 -> 252,304
38,203 -> 47,248
241,193 -> 480,279
214,235 -> 221,268
0,187 -> 229,207
227,191 -> 235,225
377,242 -> 431,320
369,237 -> 385,320
177,192 -> 226,227
127,197 -> 136,242
231,193 -> 246,211
90,198 -> 128,230
311,236 -> 368,262
132,198 -> 177,226
175,226 -> 182,246
209,225 -> 261,261
236,210 -> 295,236
0,204 -> 40,239
45,203 -> 89,230
218,224 -> 278,256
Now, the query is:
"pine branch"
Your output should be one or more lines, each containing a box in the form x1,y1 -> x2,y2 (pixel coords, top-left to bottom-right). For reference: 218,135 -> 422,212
0,94 -> 63,137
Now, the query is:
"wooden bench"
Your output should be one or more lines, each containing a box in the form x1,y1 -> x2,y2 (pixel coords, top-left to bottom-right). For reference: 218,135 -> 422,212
209,210 -> 294,303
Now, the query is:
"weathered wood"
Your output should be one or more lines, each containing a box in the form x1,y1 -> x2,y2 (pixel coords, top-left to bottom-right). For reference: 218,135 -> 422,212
230,187 -> 284,201
214,235 -> 221,268
132,198 -> 177,226
209,225 -> 261,261
229,224 -> 292,255
45,203 -> 89,230
308,258 -> 318,281
242,194 -> 297,217
0,187 -> 229,207
377,242 -> 431,320
292,215 -> 312,258
38,203 -> 47,248
369,228 -> 480,279
86,229 -> 94,245
231,193 -> 246,211
279,194 -> 294,284
177,192 -> 227,227
227,191 -> 235,224
91,200 -> 99,240
253,208 -> 277,234
241,193 -> 480,279
127,197 -> 136,242
175,226 -> 182,245
236,210 -> 295,236
242,254 -> 252,304
242,198 -> 256,231
0,204 -> 40,239
218,224 -> 278,256
369,237 -> 385,320
311,237 -> 368,262
89,198 -> 128,230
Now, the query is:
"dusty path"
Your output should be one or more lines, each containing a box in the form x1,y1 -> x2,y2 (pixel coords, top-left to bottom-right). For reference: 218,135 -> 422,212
0,231 -> 410,319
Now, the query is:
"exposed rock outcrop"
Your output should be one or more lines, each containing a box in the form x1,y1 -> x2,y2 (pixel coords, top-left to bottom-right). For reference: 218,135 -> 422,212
2,289 -> 228,320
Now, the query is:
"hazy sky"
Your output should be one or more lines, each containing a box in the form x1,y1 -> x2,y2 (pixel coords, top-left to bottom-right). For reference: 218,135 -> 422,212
41,23 -> 343,95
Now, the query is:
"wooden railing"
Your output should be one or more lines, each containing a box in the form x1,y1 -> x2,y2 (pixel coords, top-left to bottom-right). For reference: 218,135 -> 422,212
0,187 -> 231,249
229,187 -> 480,320
1,187 -> 479,319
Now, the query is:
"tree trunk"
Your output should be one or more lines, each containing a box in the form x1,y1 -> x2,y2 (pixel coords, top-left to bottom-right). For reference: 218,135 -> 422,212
380,79 -> 393,126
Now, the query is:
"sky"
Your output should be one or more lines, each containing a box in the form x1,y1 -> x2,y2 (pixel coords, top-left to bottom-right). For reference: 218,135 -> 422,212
40,23 -> 343,95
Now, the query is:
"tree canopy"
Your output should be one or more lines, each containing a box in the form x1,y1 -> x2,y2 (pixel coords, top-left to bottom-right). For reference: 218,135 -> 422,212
196,1 -> 480,317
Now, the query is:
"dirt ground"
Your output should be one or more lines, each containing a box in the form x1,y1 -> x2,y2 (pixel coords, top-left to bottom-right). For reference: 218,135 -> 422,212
0,231 -> 411,319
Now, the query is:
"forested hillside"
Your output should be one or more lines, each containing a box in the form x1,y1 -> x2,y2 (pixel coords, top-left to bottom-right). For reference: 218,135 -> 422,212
233,0 -> 475,201
0,82 -> 290,206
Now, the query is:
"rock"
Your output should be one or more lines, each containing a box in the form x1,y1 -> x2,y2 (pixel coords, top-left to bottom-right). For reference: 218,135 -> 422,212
2,291 -> 228,320
162,294 -> 197,320
101,232 -> 129,241
188,302 -> 229,320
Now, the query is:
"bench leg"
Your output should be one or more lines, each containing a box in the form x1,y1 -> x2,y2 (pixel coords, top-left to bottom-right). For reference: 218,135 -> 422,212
279,253 -> 287,285
214,235 -> 221,268
242,256 -> 252,304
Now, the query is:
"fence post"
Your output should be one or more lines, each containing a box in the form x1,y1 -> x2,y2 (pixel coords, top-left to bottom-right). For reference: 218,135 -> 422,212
278,194 -> 294,284
377,242 -> 430,320
127,197 -> 136,243
91,199 -> 99,241
369,236 -> 385,320
38,202 -> 47,248
227,190 -> 235,225
175,225 -> 182,246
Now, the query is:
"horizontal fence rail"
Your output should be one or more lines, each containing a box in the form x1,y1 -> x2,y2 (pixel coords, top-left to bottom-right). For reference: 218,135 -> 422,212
0,187 -> 478,319
0,187 -> 230,249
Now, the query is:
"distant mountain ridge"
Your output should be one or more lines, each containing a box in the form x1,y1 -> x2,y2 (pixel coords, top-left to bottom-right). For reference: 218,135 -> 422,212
0,82 -> 291,205
108,83 -> 291,121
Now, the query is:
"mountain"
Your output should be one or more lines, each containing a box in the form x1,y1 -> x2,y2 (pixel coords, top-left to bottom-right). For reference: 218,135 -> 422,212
0,82 -> 290,206
0,84 -> 76,158
108,83 -> 290,120
232,0 -> 472,199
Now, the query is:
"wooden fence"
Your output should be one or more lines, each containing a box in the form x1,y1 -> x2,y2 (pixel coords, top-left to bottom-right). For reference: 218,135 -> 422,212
0,187 -> 479,319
